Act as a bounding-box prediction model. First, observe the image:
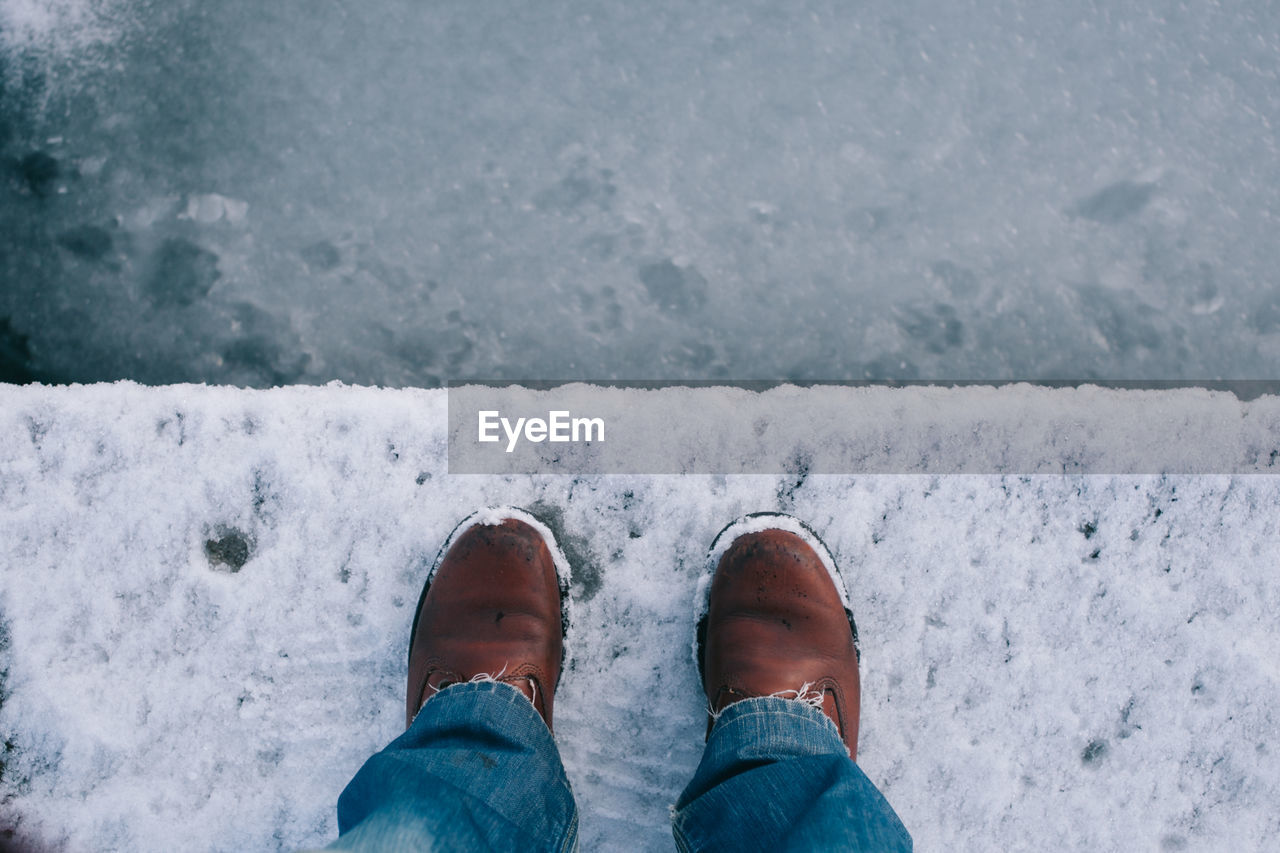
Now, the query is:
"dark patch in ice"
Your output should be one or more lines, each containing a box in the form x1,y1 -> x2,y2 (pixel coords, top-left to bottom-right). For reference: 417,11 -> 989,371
1088,548 -> 1101,560
1076,284 -> 1162,353
1248,301 -> 1280,335
352,249 -> 413,294
205,527 -> 252,572
639,260 -> 708,314
15,151 -> 59,197
1079,521 -> 1097,539
222,303 -> 310,386
1160,834 -> 1188,850
56,225 -> 113,261
415,472 -> 431,485
1073,180 -> 1157,224
1081,738 -> 1109,766
536,175 -> 594,210
896,303 -> 963,353
0,318 -> 37,384
526,500 -> 601,603
597,286 -> 623,331
930,260 -> 979,298
224,335 -> 306,385
533,169 -> 616,213
148,238 -> 220,307
395,335 -> 439,373
301,240 -> 341,272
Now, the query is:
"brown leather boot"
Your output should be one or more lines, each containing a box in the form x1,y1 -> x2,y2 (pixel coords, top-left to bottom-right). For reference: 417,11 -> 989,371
406,513 -> 567,730
699,520 -> 861,759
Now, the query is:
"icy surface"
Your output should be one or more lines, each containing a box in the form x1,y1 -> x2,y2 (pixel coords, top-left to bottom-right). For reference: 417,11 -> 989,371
2,383 -> 1279,851
3,2 -> 1280,383
0,0 -> 122,53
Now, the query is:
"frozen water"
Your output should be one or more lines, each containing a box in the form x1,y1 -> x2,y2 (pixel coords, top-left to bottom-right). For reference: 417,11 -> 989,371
2,1 -> 1280,384
1,383 -> 1278,850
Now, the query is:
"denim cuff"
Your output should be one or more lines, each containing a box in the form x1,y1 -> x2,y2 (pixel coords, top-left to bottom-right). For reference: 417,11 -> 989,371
415,678 -> 535,720
337,678 -> 578,851
708,695 -> 847,755
674,695 -> 911,851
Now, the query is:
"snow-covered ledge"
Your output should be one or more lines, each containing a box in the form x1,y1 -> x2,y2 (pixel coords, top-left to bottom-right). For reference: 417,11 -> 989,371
1,383 -> 1277,850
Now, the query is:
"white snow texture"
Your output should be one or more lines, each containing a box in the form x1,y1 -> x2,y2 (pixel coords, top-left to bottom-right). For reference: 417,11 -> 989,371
1,383 -> 1278,851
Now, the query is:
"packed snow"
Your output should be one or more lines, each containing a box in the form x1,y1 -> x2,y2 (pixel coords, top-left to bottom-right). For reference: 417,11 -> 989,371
2,383 -> 1278,851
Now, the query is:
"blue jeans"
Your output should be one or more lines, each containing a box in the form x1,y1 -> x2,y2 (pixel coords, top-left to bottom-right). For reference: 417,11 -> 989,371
325,682 -> 911,851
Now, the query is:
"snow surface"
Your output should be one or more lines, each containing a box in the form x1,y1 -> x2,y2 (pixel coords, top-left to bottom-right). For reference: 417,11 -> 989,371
2,383 -> 1279,851
3,1 -> 1280,384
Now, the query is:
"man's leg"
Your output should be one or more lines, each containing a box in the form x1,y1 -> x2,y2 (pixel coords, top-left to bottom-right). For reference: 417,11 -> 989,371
672,697 -> 909,851
674,517 -> 911,851
329,681 -> 577,851
325,512 -> 578,852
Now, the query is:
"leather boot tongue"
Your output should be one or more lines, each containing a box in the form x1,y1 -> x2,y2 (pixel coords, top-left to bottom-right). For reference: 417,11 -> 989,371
423,670 -> 543,716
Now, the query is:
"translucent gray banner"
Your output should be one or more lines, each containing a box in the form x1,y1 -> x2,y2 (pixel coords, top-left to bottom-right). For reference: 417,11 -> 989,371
447,382 -> 1280,474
